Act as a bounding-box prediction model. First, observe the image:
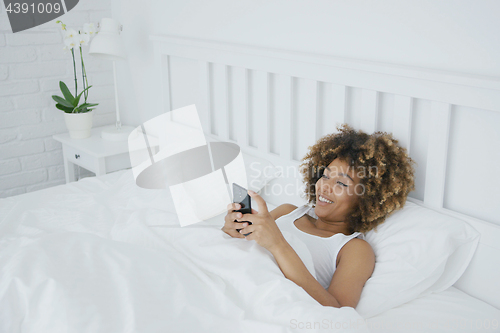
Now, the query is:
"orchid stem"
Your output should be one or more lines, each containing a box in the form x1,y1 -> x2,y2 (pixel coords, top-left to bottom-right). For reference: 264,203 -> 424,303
71,48 -> 77,107
79,46 -> 88,104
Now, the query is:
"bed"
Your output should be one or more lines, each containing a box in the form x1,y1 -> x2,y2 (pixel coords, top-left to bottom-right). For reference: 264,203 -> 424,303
1,33 -> 500,332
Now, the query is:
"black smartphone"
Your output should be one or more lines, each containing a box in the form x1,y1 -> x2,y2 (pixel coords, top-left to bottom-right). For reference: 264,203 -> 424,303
232,183 -> 252,234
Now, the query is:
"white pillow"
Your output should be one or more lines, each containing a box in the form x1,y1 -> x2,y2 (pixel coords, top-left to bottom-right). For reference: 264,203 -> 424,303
203,136 -> 281,193
356,200 -> 480,318
242,152 -> 282,193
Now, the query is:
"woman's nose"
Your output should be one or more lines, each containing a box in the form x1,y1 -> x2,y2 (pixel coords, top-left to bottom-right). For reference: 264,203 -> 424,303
320,181 -> 334,194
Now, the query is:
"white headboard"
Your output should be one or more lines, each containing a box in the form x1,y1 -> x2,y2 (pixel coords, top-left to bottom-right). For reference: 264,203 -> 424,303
149,34 -> 500,309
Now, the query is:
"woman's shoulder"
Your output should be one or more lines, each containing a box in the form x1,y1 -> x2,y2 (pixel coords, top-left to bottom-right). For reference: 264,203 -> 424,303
270,203 -> 299,220
338,237 -> 375,266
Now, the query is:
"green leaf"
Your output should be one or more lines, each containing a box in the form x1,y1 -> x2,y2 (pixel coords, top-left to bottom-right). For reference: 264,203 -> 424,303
74,85 -> 93,107
59,81 -> 75,106
52,95 -> 73,108
74,105 -> 92,113
79,103 -> 99,108
55,103 -> 74,113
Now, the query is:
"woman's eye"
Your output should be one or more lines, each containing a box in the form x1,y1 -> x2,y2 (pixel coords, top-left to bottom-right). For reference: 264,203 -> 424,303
321,174 -> 329,179
337,181 -> 347,187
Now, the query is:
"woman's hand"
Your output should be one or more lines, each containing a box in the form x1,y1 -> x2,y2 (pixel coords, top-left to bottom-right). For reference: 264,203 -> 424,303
221,202 -> 250,238
235,190 -> 287,252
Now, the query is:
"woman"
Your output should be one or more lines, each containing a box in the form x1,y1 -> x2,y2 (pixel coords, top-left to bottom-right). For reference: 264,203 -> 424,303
221,124 -> 415,309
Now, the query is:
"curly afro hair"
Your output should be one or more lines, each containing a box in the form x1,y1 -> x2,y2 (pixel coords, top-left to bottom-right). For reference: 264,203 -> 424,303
299,123 -> 416,233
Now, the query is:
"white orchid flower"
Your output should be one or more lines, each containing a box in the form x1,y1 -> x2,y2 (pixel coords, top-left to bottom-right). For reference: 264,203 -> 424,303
64,28 -> 78,40
64,35 -> 79,50
77,32 -> 90,46
82,23 -> 96,36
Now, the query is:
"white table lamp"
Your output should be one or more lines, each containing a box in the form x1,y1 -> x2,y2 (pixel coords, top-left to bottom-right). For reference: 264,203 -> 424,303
89,18 -> 134,141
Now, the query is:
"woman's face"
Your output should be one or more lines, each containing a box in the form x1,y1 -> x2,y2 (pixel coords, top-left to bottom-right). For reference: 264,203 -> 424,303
314,158 -> 362,224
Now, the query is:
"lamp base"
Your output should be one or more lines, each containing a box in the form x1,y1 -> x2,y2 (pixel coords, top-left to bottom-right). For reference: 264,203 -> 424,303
100,125 -> 135,141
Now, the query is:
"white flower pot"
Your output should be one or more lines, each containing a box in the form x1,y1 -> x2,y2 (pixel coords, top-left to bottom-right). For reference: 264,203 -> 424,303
64,111 -> 94,139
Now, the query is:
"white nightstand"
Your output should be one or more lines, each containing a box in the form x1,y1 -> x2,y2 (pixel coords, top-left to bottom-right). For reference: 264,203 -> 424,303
53,126 -> 132,183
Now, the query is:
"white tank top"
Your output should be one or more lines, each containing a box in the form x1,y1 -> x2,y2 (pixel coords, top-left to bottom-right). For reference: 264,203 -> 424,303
275,204 -> 364,289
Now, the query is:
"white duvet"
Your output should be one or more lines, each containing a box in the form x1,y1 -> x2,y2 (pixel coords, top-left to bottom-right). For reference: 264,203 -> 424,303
0,169 -> 369,333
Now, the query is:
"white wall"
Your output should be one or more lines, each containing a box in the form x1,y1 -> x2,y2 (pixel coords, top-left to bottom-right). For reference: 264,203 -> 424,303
113,0 -> 500,225
2,0 -> 499,204
114,0 -> 500,127
156,0 -> 498,74
0,0 -> 116,197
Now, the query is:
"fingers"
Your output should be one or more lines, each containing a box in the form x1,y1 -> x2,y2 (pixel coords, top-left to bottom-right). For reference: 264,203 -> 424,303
238,225 -> 254,237
222,201 -> 256,238
234,222 -> 250,230
222,222 -> 249,238
247,190 -> 269,214
239,213 -> 255,224
229,211 -> 243,221
227,202 -> 241,212
223,207 -> 251,238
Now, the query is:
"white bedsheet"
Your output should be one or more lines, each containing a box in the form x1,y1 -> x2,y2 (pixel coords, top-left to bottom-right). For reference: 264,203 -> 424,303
0,169 -> 369,333
366,286 -> 500,333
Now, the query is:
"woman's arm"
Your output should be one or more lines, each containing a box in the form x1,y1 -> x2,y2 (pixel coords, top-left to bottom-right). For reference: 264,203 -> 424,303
269,238 -> 375,308
269,203 -> 297,221
269,241 -> 342,307
327,238 -> 375,308
268,203 -> 341,306
236,191 -> 374,308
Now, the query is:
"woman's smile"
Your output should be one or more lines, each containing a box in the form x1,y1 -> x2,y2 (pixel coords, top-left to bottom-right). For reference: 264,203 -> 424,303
317,194 -> 334,205
313,158 -> 363,230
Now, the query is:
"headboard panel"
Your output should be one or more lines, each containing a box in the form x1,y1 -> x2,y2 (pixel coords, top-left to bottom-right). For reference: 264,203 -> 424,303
150,34 -> 500,211
149,34 -> 500,309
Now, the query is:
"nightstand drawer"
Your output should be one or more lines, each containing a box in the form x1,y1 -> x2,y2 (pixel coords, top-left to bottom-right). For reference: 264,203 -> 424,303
54,126 -> 133,183
105,152 -> 131,173
63,145 -> 95,171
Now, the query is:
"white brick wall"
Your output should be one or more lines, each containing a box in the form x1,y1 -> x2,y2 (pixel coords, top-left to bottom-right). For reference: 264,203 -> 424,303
0,0 -> 115,198
1,47 -> 38,63
0,97 -> 14,111
0,65 -> 7,80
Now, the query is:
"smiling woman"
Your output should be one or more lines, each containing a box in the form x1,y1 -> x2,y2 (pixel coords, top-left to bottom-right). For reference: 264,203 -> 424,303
222,123 -> 416,309
301,123 -> 417,234
312,158 -> 363,236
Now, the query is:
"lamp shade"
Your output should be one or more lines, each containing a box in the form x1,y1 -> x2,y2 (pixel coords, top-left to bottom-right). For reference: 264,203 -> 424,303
89,18 -> 127,61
